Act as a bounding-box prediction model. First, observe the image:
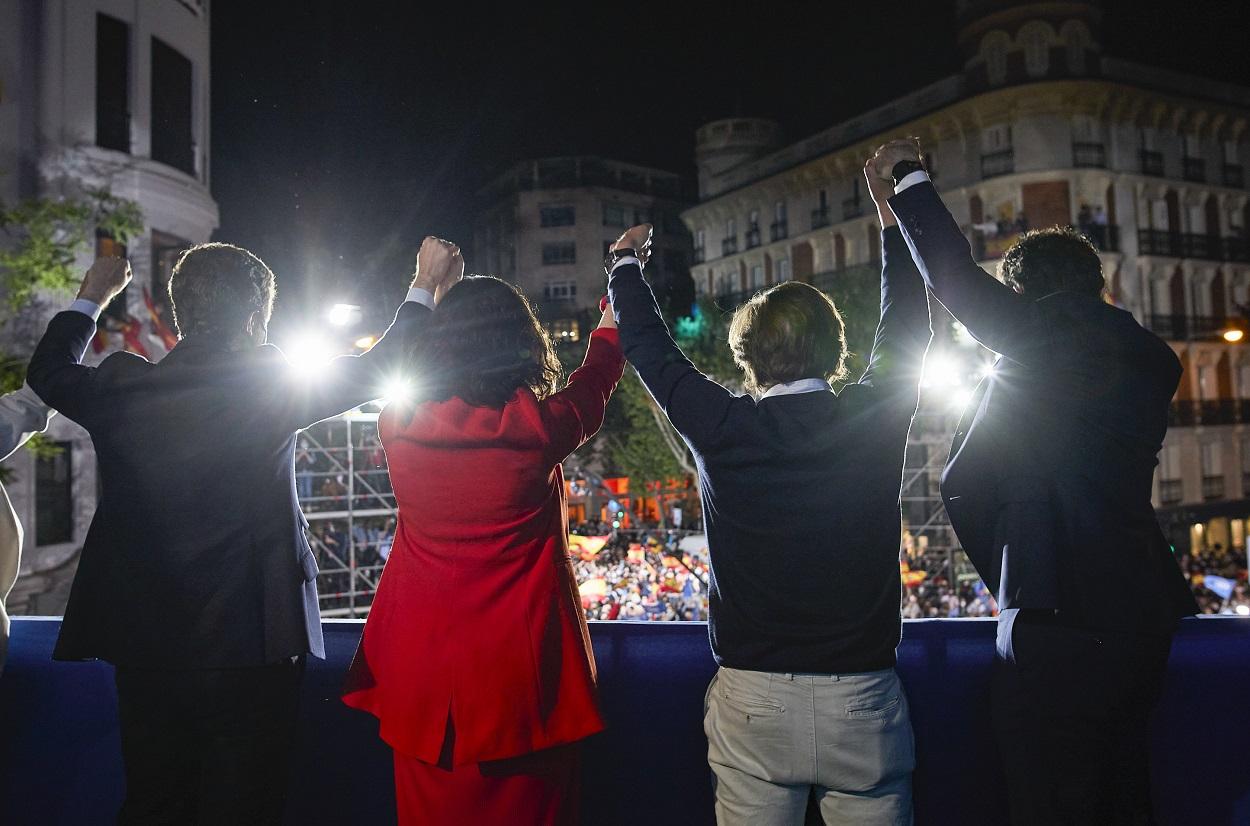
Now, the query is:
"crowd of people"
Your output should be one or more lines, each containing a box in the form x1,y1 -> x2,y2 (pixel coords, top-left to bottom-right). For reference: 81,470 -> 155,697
569,528 -> 708,622
1182,543 -> 1250,615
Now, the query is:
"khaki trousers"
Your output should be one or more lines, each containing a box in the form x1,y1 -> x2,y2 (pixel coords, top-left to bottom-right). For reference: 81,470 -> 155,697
704,666 -> 914,825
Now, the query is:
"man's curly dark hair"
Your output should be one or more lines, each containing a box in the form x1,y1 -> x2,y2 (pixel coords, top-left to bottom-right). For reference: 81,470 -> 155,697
168,242 -> 276,340
416,275 -> 563,407
999,226 -> 1105,300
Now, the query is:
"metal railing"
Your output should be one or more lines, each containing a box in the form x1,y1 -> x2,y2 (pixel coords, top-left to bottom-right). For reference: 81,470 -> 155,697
1138,229 -> 1248,262
1203,475 -> 1226,501
842,197 -> 864,220
811,208 -> 832,230
1148,315 -> 1228,341
1072,142 -> 1106,168
745,227 -> 761,249
1141,150 -> 1165,177
1183,157 -> 1207,183
770,220 -> 788,242
1224,164 -> 1245,189
721,237 -> 738,256
981,149 -> 1015,178
1159,479 -> 1183,506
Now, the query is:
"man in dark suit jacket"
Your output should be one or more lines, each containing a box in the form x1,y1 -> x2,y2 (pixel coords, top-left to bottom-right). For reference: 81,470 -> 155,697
872,139 -> 1196,824
608,160 -> 931,823
26,237 -> 462,825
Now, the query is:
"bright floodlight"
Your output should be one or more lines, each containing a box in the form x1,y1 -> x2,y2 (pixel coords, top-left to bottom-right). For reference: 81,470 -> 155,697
947,386 -> 976,413
354,334 -> 378,350
284,332 -> 334,375
328,303 -> 361,327
921,353 -> 963,389
381,377 -> 414,405
976,359 -> 998,380
1236,604 -> 1250,616
1223,328 -> 1244,343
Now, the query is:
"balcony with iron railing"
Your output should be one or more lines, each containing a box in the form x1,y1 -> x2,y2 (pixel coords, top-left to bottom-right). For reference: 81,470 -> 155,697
721,236 -> 738,256
1158,478 -> 1183,506
1137,229 -> 1248,262
1223,163 -> 1245,189
1182,157 -> 1207,183
1141,149 -> 1165,177
842,197 -> 863,220
980,149 -> 1015,178
1072,142 -> 1106,168
811,207 -> 831,230
769,220 -> 788,242
744,227 -> 761,250
693,247 -> 705,264
1168,398 -> 1248,428
1148,315 -> 1229,342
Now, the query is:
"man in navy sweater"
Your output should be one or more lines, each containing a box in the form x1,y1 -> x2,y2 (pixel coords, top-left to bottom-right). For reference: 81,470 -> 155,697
608,161 -> 932,825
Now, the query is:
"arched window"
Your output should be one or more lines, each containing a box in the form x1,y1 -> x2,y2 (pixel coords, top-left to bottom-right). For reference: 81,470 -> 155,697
1018,22 -> 1054,78
981,31 -> 1011,85
1059,20 -> 1092,74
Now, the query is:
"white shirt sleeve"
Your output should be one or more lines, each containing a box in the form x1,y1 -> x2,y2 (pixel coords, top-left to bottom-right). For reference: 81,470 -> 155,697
67,298 -> 103,321
894,170 -> 931,195
404,287 -> 435,309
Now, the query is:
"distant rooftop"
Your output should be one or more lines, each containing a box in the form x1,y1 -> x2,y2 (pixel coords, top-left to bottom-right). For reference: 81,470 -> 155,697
477,156 -> 691,204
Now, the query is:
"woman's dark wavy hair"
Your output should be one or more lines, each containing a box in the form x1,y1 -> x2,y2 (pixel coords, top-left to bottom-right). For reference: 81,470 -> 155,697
415,275 -> 563,407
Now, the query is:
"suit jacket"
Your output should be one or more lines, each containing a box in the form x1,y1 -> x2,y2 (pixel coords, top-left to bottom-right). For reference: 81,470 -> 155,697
342,328 -> 624,765
889,181 -> 1197,633
0,385 -> 56,674
25,302 -> 430,668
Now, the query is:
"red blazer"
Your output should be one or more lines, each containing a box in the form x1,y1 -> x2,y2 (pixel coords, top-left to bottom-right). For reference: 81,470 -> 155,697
343,328 -> 624,765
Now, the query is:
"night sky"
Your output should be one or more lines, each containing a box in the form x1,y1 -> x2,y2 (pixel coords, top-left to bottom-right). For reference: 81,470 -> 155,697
210,1 -> 1250,333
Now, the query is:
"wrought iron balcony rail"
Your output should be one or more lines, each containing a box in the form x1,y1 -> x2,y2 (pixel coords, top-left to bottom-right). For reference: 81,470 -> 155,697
1182,157 -> 1207,183
1147,314 -> 1229,341
1072,142 -> 1106,168
721,237 -> 738,256
1140,150 -> 1165,177
981,149 -> 1015,178
811,208 -> 831,230
770,220 -> 788,242
842,197 -> 863,220
1223,164 -> 1245,189
745,227 -> 761,249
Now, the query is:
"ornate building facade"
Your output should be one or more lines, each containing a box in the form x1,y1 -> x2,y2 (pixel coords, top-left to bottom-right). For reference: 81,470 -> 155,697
0,0 -> 219,611
682,0 -> 1250,557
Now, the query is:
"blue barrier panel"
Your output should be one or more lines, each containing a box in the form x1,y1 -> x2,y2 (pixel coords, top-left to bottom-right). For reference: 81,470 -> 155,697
3,616 -> 1249,825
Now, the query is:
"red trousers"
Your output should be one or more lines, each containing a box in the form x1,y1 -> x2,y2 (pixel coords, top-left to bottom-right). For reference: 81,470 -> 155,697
393,744 -> 581,826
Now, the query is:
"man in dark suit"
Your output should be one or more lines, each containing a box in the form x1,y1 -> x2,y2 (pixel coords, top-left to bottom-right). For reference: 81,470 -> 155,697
608,158 -> 931,823
871,139 -> 1196,824
26,237 -> 462,825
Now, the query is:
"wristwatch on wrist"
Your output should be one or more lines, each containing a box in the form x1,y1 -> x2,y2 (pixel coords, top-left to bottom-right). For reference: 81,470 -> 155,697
891,159 -> 926,186
604,247 -> 641,276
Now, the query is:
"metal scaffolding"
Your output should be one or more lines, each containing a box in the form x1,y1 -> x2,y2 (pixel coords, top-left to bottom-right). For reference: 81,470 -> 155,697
297,411 -> 396,618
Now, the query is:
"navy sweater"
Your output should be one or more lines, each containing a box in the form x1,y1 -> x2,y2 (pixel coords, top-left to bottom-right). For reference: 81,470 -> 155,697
609,226 -> 932,674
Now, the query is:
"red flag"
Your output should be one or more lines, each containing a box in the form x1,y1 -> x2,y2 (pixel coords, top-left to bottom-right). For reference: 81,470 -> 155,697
91,327 -> 110,353
119,318 -> 150,359
142,286 -> 179,351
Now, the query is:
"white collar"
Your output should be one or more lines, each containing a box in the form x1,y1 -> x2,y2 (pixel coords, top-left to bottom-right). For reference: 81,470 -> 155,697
759,378 -> 831,399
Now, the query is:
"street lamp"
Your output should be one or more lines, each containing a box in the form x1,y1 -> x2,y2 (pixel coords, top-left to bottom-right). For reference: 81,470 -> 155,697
1222,328 -> 1244,343
329,303 -> 362,327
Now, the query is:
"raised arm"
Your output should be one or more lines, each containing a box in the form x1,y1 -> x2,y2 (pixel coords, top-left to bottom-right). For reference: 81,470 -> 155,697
27,257 -> 132,425
608,224 -> 738,448
0,385 -> 56,461
542,303 -> 626,462
855,159 -> 933,394
873,139 -> 1048,364
275,237 -> 460,429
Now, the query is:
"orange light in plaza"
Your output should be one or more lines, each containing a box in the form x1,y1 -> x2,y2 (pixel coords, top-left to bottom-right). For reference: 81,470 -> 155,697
1222,329 -> 1244,343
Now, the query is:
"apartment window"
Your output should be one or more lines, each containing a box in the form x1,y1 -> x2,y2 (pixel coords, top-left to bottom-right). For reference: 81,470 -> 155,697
544,280 -> 577,300
1019,22 -> 1051,78
541,242 -> 576,266
546,318 -> 580,343
981,30 -> 1011,85
1239,365 -> 1250,399
749,265 -> 764,289
1159,444 -> 1183,505
96,14 -> 130,152
151,230 -> 189,321
981,124 -> 1014,178
540,205 -> 575,227
714,272 -> 734,296
603,203 -> 626,227
776,256 -> 791,282
726,218 -> 737,238
35,442 -> 74,546
982,124 -> 1011,152
1201,441 -> 1224,500
151,37 -> 194,175
775,201 -> 787,222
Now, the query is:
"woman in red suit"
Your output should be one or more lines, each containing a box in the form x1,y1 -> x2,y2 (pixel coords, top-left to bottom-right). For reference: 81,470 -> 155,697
343,272 -> 625,825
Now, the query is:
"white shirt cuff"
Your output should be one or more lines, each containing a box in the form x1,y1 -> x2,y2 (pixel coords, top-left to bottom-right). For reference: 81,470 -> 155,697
69,298 -> 103,321
894,170 -> 931,194
405,287 -> 435,309
609,256 -> 642,275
